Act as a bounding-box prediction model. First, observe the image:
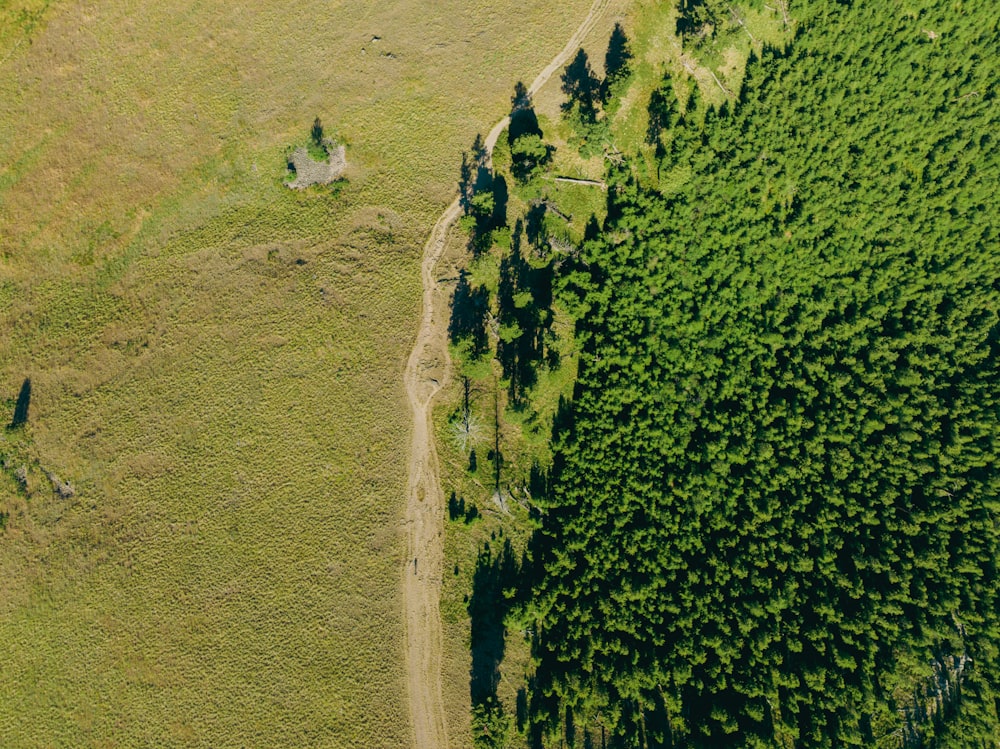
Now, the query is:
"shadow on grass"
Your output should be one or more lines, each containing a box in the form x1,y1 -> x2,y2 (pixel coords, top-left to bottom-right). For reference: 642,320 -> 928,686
469,538 -> 519,704
9,378 -> 30,429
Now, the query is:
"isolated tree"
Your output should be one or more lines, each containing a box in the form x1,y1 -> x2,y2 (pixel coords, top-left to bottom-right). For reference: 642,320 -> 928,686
311,116 -> 324,146
470,191 -> 495,225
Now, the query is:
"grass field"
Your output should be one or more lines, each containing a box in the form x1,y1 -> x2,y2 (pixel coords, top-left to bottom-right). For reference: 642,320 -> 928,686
0,0 -> 600,746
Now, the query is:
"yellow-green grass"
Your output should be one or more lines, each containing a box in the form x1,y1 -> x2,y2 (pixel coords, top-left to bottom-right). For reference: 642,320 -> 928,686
0,0 -> 602,746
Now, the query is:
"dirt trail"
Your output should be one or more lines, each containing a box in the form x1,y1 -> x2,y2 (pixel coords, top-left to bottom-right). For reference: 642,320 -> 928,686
402,2 -> 611,747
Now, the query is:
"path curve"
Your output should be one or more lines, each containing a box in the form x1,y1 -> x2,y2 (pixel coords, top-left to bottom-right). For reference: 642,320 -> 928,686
403,2 -> 611,747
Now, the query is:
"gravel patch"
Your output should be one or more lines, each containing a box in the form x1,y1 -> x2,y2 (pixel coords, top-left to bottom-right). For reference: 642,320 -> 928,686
287,141 -> 347,189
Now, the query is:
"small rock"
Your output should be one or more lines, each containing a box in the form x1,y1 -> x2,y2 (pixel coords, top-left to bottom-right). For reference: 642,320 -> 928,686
47,471 -> 75,498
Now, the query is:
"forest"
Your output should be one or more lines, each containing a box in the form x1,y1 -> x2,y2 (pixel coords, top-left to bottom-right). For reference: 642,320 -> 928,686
450,0 -> 999,746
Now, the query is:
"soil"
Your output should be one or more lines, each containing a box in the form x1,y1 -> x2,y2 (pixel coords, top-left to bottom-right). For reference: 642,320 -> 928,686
286,142 -> 347,189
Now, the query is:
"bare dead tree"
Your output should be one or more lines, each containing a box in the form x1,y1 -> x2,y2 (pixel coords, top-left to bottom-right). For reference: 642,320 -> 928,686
681,56 -> 732,97
729,5 -> 757,44
764,0 -> 791,28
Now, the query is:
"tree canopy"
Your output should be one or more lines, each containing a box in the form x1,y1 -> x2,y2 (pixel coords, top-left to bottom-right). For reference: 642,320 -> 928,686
521,1 -> 1000,746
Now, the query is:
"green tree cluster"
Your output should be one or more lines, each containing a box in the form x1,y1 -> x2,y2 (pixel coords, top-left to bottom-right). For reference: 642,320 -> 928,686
523,1 -> 1000,746
560,44 -> 626,158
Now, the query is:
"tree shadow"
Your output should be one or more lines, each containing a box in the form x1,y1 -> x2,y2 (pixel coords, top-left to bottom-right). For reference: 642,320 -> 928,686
460,134 -> 492,213
602,23 -> 632,102
524,205 -> 547,249
528,461 -> 549,503
561,49 -> 601,120
509,82 -> 543,144
9,378 -> 30,429
676,0 -> 717,39
646,73 -> 680,144
496,226 -> 554,406
469,538 -> 519,705
459,151 -> 474,212
492,174 -> 509,230
450,269 -> 490,356
604,23 -> 632,82
448,491 -> 480,523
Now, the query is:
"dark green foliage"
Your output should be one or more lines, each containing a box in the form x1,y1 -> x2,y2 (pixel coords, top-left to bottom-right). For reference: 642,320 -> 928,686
310,116 -> 324,146
10,378 -> 30,428
511,134 -> 553,184
473,696 -> 514,749
470,191 -> 496,229
526,2 -> 1000,747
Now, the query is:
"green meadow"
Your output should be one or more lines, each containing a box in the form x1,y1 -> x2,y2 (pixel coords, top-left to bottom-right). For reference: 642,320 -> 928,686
0,0 -> 598,746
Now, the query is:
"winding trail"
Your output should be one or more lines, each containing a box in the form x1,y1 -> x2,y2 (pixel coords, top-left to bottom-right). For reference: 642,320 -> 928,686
402,2 -> 611,747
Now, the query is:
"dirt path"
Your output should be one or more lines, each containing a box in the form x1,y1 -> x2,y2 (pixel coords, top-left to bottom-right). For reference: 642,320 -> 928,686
402,2 -> 611,747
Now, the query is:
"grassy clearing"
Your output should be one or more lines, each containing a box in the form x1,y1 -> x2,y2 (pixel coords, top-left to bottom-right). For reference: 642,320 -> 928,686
0,0 -> 602,746
610,0 -> 787,154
